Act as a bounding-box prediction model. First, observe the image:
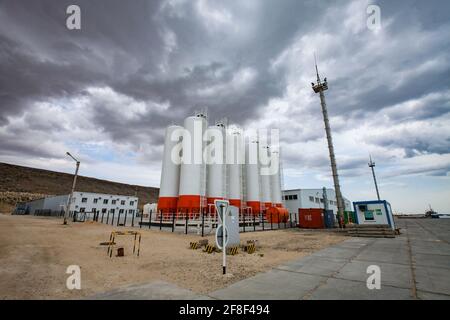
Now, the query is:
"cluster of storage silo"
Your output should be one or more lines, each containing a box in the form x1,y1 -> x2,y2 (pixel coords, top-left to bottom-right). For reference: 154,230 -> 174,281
157,112 -> 288,221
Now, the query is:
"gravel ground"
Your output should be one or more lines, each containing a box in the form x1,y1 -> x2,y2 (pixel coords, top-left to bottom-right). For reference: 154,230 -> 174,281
0,214 -> 346,299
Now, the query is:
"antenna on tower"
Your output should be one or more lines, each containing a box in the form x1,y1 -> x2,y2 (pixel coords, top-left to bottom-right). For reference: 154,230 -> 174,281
314,52 -> 321,83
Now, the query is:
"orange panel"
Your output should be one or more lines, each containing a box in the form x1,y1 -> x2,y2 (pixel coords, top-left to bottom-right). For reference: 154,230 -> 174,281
229,199 -> 241,208
177,195 -> 202,213
157,197 -> 178,213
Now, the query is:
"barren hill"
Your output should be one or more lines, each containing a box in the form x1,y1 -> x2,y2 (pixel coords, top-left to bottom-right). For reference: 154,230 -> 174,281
0,162 -> 159,213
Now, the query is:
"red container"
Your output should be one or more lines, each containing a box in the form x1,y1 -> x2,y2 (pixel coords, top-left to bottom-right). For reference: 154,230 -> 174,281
299,208 -> 325,229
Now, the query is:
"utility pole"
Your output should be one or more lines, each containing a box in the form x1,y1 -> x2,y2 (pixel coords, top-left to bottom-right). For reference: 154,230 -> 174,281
63,152 -> 80,225
312,58 -> 345,228
368,155 -> 380,200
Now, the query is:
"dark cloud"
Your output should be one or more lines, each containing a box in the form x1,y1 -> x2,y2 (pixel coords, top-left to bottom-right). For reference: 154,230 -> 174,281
0,0 -> 449,185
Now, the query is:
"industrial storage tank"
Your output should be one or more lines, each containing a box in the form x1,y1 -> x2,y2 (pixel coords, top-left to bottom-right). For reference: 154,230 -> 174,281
245,137 -> 261,215
270,149 -> 283,207
177,113 -> 207,215
158,125 -> 183,214
206,122 -> 226,215
259,144 -> 272,209
227,129 -> 243,211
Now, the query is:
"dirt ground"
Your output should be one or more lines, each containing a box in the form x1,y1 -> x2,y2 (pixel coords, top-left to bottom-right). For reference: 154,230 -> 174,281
0,214 -> 346,299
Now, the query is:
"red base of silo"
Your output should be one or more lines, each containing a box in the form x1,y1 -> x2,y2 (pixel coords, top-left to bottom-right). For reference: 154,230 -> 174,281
157,197 -> 178,214
246,201 -> 261,215
177,195 -> 204,218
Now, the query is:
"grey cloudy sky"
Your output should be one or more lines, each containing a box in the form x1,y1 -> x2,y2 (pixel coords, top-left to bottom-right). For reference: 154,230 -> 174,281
1,0 -> 449,214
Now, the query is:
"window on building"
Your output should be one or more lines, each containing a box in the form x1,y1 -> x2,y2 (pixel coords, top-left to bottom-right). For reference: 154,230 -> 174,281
81,198 -> 87,203
119,209 -> 124,214
79,207 -> 85,213
93,198 -> 98,204
112,200 -> 116,205
102,208 -> 106,213
103,199 -> 108,204
293,194 -> 298,200
364,210 -> 375,221
329,200 -> 333,206
320,198 -> 324,203
71,198 -> 76,203
130,201 -> 134,206
121,200 -> 125,205
92,208 -> 96,213
309,196 -> 314,202
110,209 -> 115,214
315,197 -> 320,203
129,209 -> 135,214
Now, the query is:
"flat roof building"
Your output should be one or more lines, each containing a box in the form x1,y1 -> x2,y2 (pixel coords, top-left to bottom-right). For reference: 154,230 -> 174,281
17,192 -> 138,218
282,188 -> 352,222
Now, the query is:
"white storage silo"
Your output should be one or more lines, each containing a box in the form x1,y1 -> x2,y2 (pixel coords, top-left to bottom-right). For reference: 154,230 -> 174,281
158,125 -> 183,214
245,137 -> 261,215
260,144 -> 272,209
178,113 -> 207,215
270,149 -> 283,207
227,129 -> 243,211
206,122 -> 226,214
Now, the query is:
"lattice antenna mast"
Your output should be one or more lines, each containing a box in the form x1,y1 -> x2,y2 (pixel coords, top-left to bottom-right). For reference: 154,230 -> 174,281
311,54 -> 345,227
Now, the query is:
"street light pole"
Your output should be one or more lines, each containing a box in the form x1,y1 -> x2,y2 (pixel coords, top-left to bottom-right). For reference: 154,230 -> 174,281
368,155 -> 380,200
63,152 -> 80,225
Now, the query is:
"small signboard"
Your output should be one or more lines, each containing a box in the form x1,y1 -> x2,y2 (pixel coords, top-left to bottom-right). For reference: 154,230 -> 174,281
215,225 -> 228,250
214,200 -> 229,224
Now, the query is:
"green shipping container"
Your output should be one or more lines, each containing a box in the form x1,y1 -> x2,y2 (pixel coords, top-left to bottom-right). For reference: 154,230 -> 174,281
344,211 -> 357,224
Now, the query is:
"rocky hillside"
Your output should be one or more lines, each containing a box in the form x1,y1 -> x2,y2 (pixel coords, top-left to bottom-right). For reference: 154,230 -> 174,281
0,162 -> 159,213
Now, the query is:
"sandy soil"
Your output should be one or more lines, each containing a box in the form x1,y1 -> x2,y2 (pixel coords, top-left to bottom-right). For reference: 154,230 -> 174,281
0,214 -> 346,299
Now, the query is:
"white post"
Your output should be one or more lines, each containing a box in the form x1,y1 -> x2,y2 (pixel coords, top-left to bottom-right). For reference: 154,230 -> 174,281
63,153 -> 80,225
221,204 -> 226,275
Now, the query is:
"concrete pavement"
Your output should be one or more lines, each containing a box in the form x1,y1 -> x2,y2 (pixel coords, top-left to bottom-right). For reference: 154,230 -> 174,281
89,219 -> 450,300
88,281 -> 211,300
208,218 -> 450,300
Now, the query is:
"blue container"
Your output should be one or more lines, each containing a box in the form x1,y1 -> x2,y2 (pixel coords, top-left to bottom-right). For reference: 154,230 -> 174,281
324,210 -> 335,228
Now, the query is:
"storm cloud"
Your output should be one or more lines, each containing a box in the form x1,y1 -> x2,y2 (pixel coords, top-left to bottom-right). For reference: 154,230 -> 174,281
0,0 -> 449,213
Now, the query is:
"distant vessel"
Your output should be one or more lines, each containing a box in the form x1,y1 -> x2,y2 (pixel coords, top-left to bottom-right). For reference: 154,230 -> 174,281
425,205 -> 450,219
425,205 -> 437,218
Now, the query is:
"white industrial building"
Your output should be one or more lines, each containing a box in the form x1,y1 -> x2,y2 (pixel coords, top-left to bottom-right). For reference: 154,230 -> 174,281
282,188 -> 352,221
20,192 -> 138,217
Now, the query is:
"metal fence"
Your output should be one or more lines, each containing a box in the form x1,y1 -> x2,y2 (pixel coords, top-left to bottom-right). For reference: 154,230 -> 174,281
64,210 -> 298,235
34,209 -> 65,217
